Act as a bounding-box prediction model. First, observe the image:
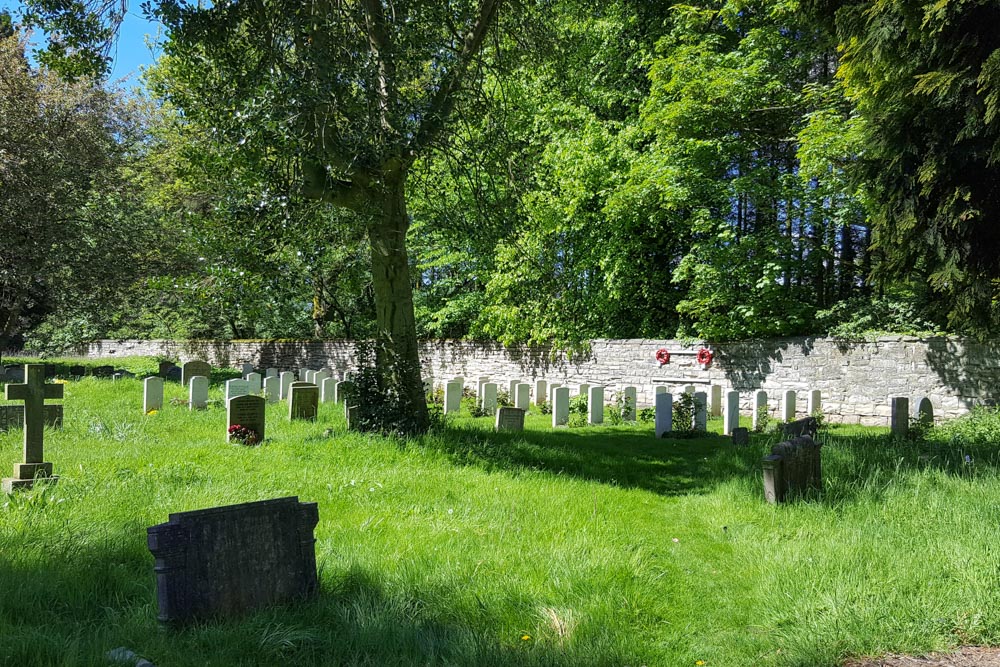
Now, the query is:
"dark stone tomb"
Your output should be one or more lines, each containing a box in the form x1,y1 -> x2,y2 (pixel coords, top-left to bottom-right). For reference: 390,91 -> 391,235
762,436 -> 822,504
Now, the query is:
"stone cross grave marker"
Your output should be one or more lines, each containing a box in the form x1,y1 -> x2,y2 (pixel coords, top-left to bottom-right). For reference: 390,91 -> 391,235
289,382 -> 319,421
481,382 -> 498,413
225,379 -> 250,402
245,372 -> 262,395
552,386 -> 570,427
181,361 -> 212,388
263,376 -> 279,403
752,390 -> 768,431
723,390 -> 740,435
916,397 -> 934,426
320,377 -> 335,403
495,407 -> 525,432
622,386 -> 637,421
694,391 -> 708,430
144,377 -> 164,414
710,385 -> 722,417
655,392 -> 672,438
189,376 -> 209,410
279,372 -> 295,400
147,496 -> 318,625
890,397 -> 909,438
588,385 -> 604,424
227,394 -> 265,444
3,364 -> 63,492
444,380 -> 463,415
514,383 -> 531,411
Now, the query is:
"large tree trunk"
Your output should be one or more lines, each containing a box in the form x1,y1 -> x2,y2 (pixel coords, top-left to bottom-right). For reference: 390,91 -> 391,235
367,171 -> 429,431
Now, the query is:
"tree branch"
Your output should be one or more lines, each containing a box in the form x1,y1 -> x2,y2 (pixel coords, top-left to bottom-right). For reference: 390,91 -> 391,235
361,0 -> 398,135
300,158 -> 367,211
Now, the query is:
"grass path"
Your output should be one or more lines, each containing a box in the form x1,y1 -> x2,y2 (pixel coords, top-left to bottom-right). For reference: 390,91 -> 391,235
1,371 -> 999,665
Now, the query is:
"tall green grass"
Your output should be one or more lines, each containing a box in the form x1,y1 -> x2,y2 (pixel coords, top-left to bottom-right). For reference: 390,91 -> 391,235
1,371 -> 999,666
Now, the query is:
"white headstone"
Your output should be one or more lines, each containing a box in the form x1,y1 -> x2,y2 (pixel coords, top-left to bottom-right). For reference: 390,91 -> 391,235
477,377 -> 490,399
588,385 -> 604,424
723,390 -> 740,435
655,385 -> 667,395
304,370 -> 317,384
514,383 -> 531,411
807,389 -> 821,416
245,372 -> 262,394
781,390 -> 796,422
535,380 -> 547,405
683,385 -> 695,395
263,376 -> 279,403
320,377 -> 336,403
189,376 -> 209,411
314,370 -> 330,387
655,392 -> 673,438
508,379 -> 520,397
578,383 -> 591,398
298,369 -> 309,382
548,383 -> 563,405
265,368 -> 278,378
694,391 -> 707,430
445,380 -> 463,415
481,382 -> 498,413
241,363 -> 254,376
752,390 -> 768,431
891,397 -> 909,438
143,377 -> 164,414
280,372 -> 295,400
552,386 -> 570,427
622,386 -> 637,421
710,385 -> 722,417
225,379 -> 250,402
334,380 -> 353,404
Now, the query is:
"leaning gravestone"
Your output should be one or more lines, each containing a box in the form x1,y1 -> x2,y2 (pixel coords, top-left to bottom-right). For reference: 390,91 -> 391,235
189,376 -> 209,411
762,436 -> 823,504
3,364 -> 63,492
147,496 -> 319,624
289,382 -> 319,421
144,377 -> 164,414
495,407 -> 526,432
655,392 -> 672,438
227,394 -> 266,444
181,361 -> 212,388
225,379 -> 250,402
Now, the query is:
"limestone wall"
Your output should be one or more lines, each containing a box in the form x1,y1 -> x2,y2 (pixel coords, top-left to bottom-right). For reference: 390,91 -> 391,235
78,336 -> 1000,426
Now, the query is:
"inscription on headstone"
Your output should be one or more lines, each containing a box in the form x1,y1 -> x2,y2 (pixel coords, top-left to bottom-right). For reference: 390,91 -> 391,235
289,382 -> 319,421
147,497 -> 319,624
227,394 -> 266,444
495,407 -> 526,432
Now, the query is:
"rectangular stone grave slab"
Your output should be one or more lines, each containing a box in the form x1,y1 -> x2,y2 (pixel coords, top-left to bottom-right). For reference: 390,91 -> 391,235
159,361 -> 177,378
289,382 -> 319,421
495,407 -> 525,432
144,377 -> 164,414
227,395 -> 265,444
763,436 -> 822,504
147,496 -> 319,624
732,427 -> 749,446
181,361 -> 212,387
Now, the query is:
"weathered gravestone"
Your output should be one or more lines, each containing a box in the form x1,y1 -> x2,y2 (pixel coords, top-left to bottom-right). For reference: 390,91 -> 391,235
655,392 -> 672,438
732,427 -> 749,446
916,397 -> 934,426
241,363 -> 255,376
225,379 -> 250,402
762,436 -> 823,504
181,361 -> 211,387
158,361 -> 178,378
693,391 -> 707,430
0,405 -> 63,432
552,386 -> 570,427
710,385 -> 722,417
891,397 -> 909,438
147,496 -> 319,624
144,377 -> 164,414
165,366 -> 183,382
3,364 -> 63,492
227,394 -> 265,444
495,407 -> 525,432
69,364 -> 86,378
289,382 -> 319,421
782,416 -> 820,440
189,376 -> 209,411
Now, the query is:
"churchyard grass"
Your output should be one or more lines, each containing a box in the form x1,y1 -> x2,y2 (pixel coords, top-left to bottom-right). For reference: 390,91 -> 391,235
2,373 -> 1000,666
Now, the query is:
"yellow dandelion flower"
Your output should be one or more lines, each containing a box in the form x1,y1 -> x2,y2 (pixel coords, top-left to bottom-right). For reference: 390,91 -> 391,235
521,634 -> 531,641
147,409 -> 159,415
696,661 -> 705,666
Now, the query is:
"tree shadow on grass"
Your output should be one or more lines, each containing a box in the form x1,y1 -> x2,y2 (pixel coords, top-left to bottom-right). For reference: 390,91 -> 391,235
0,540 -> 634,667
417,422 -> 763,497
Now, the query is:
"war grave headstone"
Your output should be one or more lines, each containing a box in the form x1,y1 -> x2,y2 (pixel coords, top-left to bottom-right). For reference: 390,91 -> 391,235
481,382 -> 498,413
2,364 -> 63,492
781,390 -> 797,422
225,379 -> 250,402
508,379 -> 520,397
535,380 -> 547,405
578,383 -> 591,398
890,397 -> 909,439
227,394 -> 265,444
289,382 -> 319,421
693,391 -> 707,430
723,390 -> 740,435
335,380 -> 354,404
655,385 -> 667,395
241,363 -> 255,376
588,385 -> 604,425
710,385 -> 722,417
762,436 -> 822,504
189,376 -> 209,411
298,369 -> 309,382
144,377 -> 164,414
514,383 -> 531,411
683,385 -> 695,395
655,392 -> 673,438
263,376 -> 280,403
265,368 -> 278,378
181,361 -> 212,388
304,370 -> 317,384
807,389 -> 822,416
622,386 -> 637,421
552,386 -> 570,427
752,390 -> 768,431
320,378 -> 336,403
245,372 -> 262,394
548,383 -> 563,405
147,496 -> 319,624
732,427 -> 749,446
916,397 -> 934,426
444,380 -> 463,415
279,372 -> 295,400
477,377 -> 490,399
314,370 -> 330,387
495,407 -> 526,432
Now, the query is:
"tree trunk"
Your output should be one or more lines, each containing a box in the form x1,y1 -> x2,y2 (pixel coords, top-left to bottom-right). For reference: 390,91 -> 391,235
367,171 -> 429,431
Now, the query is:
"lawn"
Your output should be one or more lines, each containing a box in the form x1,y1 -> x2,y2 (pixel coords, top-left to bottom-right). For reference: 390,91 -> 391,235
1,359 -> 999,666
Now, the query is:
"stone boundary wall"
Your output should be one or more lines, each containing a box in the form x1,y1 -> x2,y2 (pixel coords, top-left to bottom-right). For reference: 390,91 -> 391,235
77,337 -> 1000,426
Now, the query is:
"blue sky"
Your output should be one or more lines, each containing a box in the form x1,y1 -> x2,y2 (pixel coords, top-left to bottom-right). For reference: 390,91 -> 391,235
0,0 -> 162,84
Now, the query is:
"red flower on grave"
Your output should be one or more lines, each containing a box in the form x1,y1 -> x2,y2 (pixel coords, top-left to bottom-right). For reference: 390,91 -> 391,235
696,348 -> 714,366
655,348 -> 671,366
228,424 -> 260,446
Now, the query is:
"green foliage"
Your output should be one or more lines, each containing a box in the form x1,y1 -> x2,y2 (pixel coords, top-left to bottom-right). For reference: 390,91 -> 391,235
673,392 -> 695,433
348,340 -> 440,436
638,407 -> 655,423
568,393 -> 588,428
753,405 -> 771,434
